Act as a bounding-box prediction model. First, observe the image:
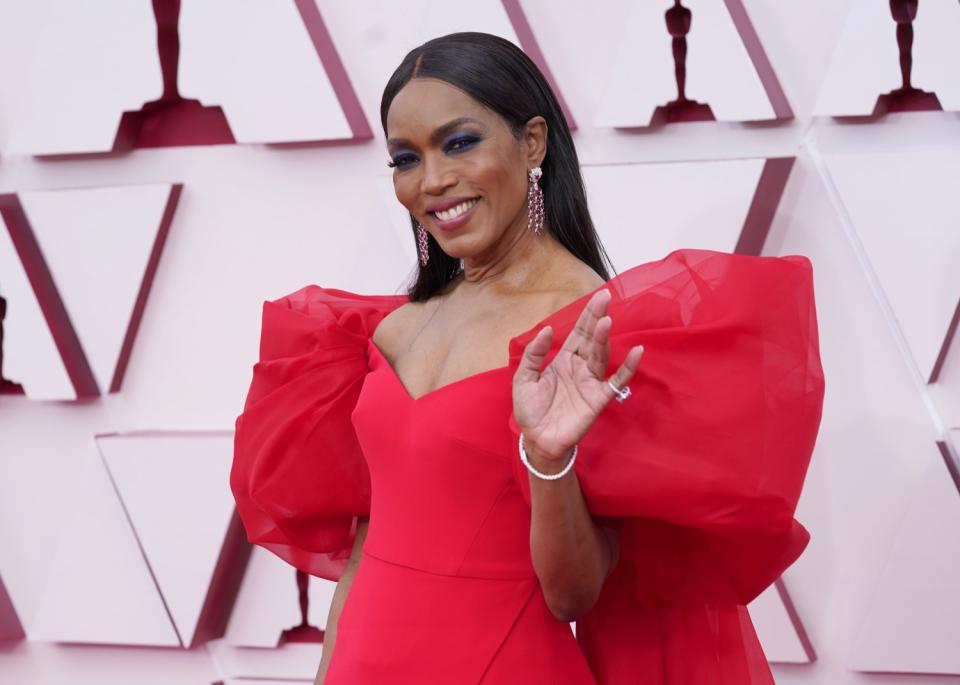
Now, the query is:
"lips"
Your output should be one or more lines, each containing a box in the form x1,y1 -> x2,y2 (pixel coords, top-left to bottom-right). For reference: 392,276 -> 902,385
429,198 -> 479,222
425,197 -> 480,231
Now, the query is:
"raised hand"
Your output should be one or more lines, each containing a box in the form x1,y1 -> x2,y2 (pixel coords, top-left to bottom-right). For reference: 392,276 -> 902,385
512,289 -> 644,465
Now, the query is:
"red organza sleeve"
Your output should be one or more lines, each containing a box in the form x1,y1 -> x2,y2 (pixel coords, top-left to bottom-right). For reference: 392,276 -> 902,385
507,249 -> 825,684
230,286 -> 405,580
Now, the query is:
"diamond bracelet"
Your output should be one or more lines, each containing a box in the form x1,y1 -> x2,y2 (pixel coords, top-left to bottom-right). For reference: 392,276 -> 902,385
518,433 -> 578,481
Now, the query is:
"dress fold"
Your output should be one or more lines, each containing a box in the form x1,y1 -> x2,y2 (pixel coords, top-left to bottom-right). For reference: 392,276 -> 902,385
231,249 -> 825,684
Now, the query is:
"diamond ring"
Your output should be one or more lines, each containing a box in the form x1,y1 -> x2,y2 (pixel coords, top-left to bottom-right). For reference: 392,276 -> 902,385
607,379 -> 632,403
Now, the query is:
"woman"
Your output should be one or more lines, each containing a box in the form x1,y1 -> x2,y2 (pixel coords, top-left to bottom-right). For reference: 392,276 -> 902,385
231,32 -> 824,684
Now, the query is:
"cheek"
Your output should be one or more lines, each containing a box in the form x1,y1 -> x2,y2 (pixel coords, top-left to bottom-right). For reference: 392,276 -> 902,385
392,174 -> 418,211
473,158 -> 522,210
485,169 -> 525,218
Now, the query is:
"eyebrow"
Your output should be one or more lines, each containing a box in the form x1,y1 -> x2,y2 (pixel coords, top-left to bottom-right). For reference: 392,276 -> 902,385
387,117 -> 485,148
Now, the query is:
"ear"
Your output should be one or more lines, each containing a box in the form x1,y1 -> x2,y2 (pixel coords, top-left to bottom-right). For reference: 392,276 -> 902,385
522,115 -> 548,169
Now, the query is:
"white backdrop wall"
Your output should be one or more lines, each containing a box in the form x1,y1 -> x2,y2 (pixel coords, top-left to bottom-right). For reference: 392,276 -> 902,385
1,1 -> 959,684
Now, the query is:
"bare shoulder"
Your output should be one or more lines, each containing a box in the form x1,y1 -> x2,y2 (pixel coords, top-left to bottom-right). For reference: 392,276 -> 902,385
546,260 -> 607,312
371,299 -> 427,357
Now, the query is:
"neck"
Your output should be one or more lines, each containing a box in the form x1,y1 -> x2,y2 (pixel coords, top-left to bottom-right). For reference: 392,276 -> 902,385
458,218 -> 566,295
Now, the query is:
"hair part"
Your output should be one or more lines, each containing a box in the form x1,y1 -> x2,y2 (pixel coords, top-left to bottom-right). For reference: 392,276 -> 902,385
380,32 -> 614,301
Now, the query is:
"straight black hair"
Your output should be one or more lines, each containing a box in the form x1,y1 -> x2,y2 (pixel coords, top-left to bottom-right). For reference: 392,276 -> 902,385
380,32 -> 614,302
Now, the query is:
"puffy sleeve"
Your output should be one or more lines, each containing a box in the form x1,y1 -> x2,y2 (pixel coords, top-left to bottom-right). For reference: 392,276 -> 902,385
230,285 -> 406,581
506,249 -> 825,684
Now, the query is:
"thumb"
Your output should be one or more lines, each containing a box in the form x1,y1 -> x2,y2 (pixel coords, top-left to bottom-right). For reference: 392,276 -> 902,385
515,326 -> 553,383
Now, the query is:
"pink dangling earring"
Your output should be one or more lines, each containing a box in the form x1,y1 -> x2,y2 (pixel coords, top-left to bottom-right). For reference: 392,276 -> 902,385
527,167 -> 544,235
416,221 -> 430,266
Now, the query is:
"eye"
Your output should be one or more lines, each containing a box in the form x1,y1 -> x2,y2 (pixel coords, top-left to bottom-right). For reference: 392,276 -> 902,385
445,134 -> 481,154
387,153 -> 418,169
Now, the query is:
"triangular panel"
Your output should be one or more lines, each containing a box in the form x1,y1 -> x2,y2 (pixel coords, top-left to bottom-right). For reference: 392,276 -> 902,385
20,184 -> 180,395
749,579 -> 815,664
0,572 -> 24,641
582,157 -> 783,268
822,149 -> 960,381
0,198 -> 73,399
29,448 -> 179,646
98,431 -> 242,647
848,438 -> 960,673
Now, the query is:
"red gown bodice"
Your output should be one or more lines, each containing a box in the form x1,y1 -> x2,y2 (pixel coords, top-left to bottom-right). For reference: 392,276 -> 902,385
231,248 -> 825,684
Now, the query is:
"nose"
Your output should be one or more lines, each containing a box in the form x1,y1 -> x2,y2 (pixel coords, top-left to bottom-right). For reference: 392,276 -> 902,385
419,155 -> 456,196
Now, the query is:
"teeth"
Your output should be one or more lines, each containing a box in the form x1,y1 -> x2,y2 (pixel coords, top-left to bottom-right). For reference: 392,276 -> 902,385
435,199 -> 478,222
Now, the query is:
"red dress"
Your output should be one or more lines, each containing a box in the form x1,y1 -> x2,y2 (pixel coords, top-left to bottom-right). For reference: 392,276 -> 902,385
231,248 -> 824,684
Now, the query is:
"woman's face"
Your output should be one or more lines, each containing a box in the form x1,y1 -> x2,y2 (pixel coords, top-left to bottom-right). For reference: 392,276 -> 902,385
385,77 -> 542,259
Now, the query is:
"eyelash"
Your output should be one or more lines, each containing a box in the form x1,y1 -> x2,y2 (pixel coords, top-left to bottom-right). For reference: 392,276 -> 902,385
387,134 -> 481,169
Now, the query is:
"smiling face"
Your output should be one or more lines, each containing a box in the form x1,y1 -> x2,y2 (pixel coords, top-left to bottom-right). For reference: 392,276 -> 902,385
385,77 -> 544,259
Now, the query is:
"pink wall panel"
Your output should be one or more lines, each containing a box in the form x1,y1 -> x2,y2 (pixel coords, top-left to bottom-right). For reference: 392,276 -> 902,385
312,0 -> 574,142
5,0 -> 367,154
27,448 -> 180,646
0,198 -> 74,399
821,149 -> 960,382
931,334 -> 960,431
225,547 -> 336,648
0,573 -> 24,642
594,0 -> 789,127
97,431 -> 246,648
847,440 -> 960,674
0,184 -> 180,400
815,0 -> 960,117
749,580 -> 815,664
207,638 -> 323,681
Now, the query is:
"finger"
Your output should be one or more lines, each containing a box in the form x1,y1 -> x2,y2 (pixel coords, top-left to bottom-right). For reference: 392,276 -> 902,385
605,344 -> 644,400
587,315 -> 611,378
515,325 -> 554,383
560,289 -> 611,356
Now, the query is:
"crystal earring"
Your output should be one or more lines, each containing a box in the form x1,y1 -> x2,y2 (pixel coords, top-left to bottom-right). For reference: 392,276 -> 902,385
416,221 -> 430,266
527,167 -> 544,235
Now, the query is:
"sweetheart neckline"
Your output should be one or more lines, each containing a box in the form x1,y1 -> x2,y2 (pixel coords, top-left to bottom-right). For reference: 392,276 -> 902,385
368,339 -> 512,403
365,281 -> 610,403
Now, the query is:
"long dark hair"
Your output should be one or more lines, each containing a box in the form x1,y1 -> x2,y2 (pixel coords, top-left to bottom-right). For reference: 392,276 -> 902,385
380,32 -> 614,302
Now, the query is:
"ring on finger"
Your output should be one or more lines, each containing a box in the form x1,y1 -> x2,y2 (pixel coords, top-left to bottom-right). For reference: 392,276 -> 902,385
607,378 -> 632,403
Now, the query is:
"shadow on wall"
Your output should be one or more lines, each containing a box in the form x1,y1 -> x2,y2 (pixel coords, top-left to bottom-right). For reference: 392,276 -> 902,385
0,292 -> 25,395
873,0 -> 942,115
113,0 -> 235,150
651,0 -> 716,125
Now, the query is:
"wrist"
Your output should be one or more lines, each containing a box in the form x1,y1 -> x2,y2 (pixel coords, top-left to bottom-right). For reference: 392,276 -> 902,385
523,436 -> 573,464
527,445 -> 571,474
519,433 -> 577,479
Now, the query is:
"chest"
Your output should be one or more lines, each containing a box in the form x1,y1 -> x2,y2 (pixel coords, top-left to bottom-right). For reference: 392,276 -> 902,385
382,310 -> 523,402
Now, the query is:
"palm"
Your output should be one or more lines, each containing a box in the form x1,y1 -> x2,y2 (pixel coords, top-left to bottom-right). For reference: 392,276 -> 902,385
512,289 -> 644,462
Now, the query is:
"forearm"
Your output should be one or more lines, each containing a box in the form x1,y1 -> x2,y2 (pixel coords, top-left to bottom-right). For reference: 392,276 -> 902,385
526,442 -> 617,622
315,518 -> 368,685
315,567 -> 354,684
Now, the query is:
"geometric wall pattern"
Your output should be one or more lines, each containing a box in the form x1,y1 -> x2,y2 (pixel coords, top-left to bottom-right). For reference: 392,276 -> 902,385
751,580 -> 816,664
25,432 -> 245,649
820,150 -> 960,383
847,437 -> 960,674
27,444 -> 182,646
97,431 -> 246,648
0,184 -> 180,400
0,573 -> 24,642
2,1 -> 960,683
814,0 -> 960,117
594,0 -> 791,127
4,1 -> 369,154
224,547 -> 336,648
